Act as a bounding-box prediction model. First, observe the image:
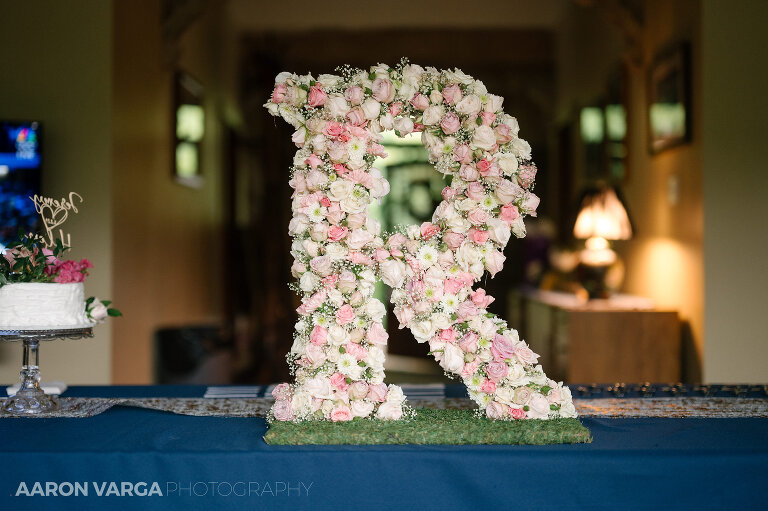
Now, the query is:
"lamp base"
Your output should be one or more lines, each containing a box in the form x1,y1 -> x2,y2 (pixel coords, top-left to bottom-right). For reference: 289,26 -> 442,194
576,262 -> 612,299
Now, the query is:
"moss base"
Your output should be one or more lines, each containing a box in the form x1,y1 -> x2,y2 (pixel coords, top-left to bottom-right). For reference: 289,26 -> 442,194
264,408 -> 592,445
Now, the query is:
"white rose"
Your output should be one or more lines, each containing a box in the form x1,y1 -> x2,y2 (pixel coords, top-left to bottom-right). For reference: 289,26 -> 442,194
455,198 -> 477,212
88,301 -> 109,323
327,288 -> 344,307
497,153 -> 519,175
346,229 -> 374,250
328,325 -> 350,346
326,94 -> 350,118
275,71 -> 293,84
411,320 -> 435,343
422,105 -> 444,126
487,218 -> 511,246
309,222 -> 328,242
484,94 -> 504,113
380,259 -> 407,288
527,393 -> 550,419
361,97 -> 381,120
511,137 -> 532,160
351,400 -> 375,418
288,215 -> 309,236
281,108 -> 305,129
304,377 -> 333,399
494,386 -> 514,406
365,298 -> 386,321
432,313 -> 453,331
456,243 -> 481,268
290,390 -> 313,416
365,217 -> 382,235
309,255 -> 332,276
506,363 -> 528,386
455,94 -> 482,117
337,271 -> 357,294
340,194 -> 368,214
329,180 -> 354,201
386,385 -> 405,403
429,89 -> 443,104
375,401 -> 403,420
299,272 -> 319,292
393,116 -> 414,136
309,134 -> 327,154
367,346 -> 386,370
302,239 -> 319,258
471,125 -> 497,150
325,243 -> 348,260
379,113 -> 394,130
440,342 -> 465,373
511,217 -> 527,238
401,64 -> 425,87
317,73 -> 342,88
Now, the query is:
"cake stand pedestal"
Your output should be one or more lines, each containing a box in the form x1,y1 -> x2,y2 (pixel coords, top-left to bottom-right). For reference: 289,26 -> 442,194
1,327 -> 93,415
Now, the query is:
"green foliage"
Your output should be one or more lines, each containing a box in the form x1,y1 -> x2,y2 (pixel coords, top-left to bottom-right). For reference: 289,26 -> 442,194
0,232 -> 69,287
264,408 -> 592,445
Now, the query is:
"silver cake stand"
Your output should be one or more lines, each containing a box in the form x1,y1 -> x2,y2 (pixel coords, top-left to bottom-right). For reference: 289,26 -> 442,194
1,326 -> 93,415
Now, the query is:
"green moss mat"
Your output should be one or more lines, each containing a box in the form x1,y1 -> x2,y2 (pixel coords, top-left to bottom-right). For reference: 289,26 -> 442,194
264,408 -> 592,445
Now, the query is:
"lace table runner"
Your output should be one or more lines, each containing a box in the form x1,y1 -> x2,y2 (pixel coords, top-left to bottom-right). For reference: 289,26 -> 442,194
3,396 -> 768,419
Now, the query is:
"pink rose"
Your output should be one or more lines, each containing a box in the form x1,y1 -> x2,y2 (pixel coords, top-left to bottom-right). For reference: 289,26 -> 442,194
326,203 -> 344,224
327,225 -> 348,241
479,111 -> 496,126
443,278 -> 464,295
273,399 -> 294,421
481,379 -> 497,394
518,163 -> 537,188
271,83 -> 287,103
309,325 -> 328,345
515,343 -> 540,366
349,381 -> 369,399
459,164 -> 479,182
528,393 -> 550,419
336,304 -> 355,325
345,342 -> 368,361
442,84 -> 463,105
468,227 -> 489,244
420,222 -> 440,240
306,343 -> 326,365
467,208 -> 489,226
296,290 -> 326,315
547,386 -> 563,404
442,186 -> 457,200
367,383 -> 388,402
443,232 -> 465,250
389,102 -> 404,116
509,407 -> 527,420
310,256 -> 332,276
476,158 -> 492,176
485,361 -> 509,381
461,360 -> 481,378
466,182 -> 485,201
330,372 -> 349,391
344,86 -> 364,105
393,306 -> 414,327
291,128 -> 306,147
470,288 -> 495,308
272,383 -> 292,401
308,85 -> 327,107
491,334 -> 516,361
495,180 -> 520,204
323,121 -> 344,138
346,107 -> 366,126
494,123 -> 514,143
305,154 -> 323,169
485,400 -> 505,420
348,252 -> 373,266
440,112 -> 461,134
456,300 -> 479,321
373,248 -> 390,262
387,233 -> 407,249
500,203 -> 520,224
521,193 -> 540,217
410,93 -> 429,111
330,405 -> 353,422
459,332 -> 478,353
439,327 -> 457,343
371,78 -> 394,103
453,144 -> 472,164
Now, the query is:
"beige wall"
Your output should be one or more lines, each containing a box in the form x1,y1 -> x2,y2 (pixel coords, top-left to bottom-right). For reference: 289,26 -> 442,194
111,0 -> 227,383
557,1 -> 705,381
0,0 -> 113,384
701,0 -> 768,382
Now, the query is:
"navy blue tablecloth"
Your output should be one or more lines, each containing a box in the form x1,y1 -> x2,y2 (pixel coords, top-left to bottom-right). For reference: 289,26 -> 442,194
1,386 -> 766,510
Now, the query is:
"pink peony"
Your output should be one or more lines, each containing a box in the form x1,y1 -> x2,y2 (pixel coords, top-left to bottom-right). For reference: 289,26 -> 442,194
309,325 -> 328,345
329,372 -> 349,391
272,383 -> 292,401
470,288 -> 495,308
420,222 -> 440,240
500,203 -> 520,224
323,121 -> 344,138
367,383 -> 388,403
327,225 -> 348,241
481,379 -> 497,394
468,227 -> 489,244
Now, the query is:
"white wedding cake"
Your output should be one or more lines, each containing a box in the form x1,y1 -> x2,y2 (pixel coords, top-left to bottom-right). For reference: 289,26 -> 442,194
0,283 -> 90,329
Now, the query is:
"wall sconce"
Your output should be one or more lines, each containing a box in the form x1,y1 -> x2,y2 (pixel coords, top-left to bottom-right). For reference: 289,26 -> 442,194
573,185 -> 632,298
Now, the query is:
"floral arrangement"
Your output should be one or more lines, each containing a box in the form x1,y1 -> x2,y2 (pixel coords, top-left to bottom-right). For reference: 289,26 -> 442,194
1,234 -> 121,322
264,60 -> 577,422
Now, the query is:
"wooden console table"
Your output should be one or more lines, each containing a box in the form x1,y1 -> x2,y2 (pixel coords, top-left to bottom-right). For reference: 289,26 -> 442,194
509,289 -> 681,383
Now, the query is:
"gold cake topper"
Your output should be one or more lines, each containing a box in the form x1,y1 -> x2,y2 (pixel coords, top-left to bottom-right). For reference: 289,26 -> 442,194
29,192 -> 83,248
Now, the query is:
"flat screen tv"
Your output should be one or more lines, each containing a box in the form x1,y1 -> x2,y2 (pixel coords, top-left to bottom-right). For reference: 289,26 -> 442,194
0,121 -> 42,250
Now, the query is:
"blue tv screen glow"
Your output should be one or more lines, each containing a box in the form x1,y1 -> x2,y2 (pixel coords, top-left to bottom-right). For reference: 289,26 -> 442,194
0,121 -> 42,250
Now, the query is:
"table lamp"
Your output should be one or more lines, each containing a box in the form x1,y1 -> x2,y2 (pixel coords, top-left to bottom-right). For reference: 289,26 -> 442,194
573,185 -> 632,298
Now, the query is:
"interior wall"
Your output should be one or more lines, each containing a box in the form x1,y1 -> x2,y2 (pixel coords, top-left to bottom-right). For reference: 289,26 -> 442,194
111,0 -> 227,383
0,0 -> 113,384
557,1 -> 705,381
701,0 -> 768,383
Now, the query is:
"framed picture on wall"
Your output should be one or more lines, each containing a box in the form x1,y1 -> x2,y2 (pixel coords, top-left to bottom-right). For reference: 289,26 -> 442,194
648,43 -> 691,154
173,71 -> 205,187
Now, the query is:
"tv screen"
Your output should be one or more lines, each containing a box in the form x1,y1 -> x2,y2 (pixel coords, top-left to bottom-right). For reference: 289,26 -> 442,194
0,121 -> 42,250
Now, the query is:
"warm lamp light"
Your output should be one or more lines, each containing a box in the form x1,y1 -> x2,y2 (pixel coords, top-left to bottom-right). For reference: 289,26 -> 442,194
573,186 -> 632,298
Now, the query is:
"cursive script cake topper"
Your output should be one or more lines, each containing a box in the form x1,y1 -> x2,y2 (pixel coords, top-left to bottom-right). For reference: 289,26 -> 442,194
29,192 -> 83,248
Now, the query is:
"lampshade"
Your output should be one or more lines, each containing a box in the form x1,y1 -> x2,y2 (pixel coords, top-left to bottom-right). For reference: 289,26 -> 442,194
573,187 -> 632,240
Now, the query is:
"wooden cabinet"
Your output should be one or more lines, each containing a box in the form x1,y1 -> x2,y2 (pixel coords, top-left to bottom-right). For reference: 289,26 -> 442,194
509,289 -> 681,383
